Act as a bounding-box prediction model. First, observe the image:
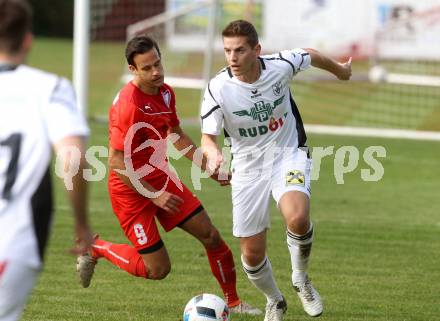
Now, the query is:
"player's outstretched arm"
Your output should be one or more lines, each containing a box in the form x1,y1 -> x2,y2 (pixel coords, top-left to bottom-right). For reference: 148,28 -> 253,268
54,136 -> 94,255
304,48 -> 352,80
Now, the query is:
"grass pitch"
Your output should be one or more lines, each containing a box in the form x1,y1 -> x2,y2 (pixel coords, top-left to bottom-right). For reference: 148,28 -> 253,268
20,38 -> 440,321
22,124 -> 440,321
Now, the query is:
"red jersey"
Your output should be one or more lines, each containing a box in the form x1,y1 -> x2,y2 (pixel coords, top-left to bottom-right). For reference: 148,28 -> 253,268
109,82 -> 180,188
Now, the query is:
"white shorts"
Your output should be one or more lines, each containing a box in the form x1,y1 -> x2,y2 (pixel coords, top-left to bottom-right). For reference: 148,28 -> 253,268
231,150 -> 311,237
0,260 -> 39,321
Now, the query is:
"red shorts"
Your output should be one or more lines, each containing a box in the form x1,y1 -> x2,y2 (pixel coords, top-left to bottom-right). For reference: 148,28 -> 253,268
108,173 -> 202,253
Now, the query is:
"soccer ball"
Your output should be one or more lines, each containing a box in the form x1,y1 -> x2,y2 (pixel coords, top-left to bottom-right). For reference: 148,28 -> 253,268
183,293 -> 230,321
369,65 -> 387,83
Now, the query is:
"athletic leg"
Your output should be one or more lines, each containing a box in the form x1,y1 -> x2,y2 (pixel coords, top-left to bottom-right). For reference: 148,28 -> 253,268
278,191 -> 322,317
273,151 -> 323,317
231,173 -> 285,319
240,231 -> 283,303
240,232 -> 287,321
92,238 -> 169,280
179,210 -> 242,309
279,190 -> 312,283
77,189 -> 168,286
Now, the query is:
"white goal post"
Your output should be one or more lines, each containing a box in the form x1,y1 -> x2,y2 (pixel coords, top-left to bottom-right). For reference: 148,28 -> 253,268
122,0 -> 218,91
73,0 -> 90,116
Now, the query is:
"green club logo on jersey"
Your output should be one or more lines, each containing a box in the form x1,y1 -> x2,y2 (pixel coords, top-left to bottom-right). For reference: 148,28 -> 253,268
233,95 -> 285,123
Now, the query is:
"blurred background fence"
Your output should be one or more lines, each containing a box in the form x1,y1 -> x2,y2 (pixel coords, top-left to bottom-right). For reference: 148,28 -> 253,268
30,0 -> 440,137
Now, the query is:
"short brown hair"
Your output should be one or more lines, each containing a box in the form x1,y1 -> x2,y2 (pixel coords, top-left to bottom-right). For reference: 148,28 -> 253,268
0,0 -> 32,54
125,35 -> 161,67
222,20 -> 259,48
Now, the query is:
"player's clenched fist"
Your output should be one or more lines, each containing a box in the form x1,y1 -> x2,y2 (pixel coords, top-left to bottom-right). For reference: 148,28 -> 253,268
337,57 -> 352,80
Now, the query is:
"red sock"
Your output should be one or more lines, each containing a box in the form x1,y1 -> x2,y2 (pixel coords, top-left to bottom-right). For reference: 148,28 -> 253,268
206,240 -> 240,307
92,239 -> 147,278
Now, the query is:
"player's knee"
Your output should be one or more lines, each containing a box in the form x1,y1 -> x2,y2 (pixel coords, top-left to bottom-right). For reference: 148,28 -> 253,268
286,214 -> 310,235
200,226 -> 221,249
241,247 -> 265,267
148,264 -> 171,280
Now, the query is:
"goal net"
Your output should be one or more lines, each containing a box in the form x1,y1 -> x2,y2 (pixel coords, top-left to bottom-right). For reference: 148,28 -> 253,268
87,0 -> 261,118
364,3 -> 440,134
291,0 -> 440,139
86,0 -> 440,139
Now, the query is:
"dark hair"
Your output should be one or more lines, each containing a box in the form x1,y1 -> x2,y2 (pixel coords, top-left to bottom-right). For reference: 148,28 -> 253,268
125,35 -> 161,67
0,0 -> 32,54
222,19 -> 259,48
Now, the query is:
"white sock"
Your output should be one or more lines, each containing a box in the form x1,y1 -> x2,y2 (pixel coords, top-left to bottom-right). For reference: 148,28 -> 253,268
241,256 -> 283,303
287,223 -> 314,284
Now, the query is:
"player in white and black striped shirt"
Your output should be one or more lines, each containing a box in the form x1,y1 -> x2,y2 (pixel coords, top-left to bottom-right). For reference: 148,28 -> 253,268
201,20 -> 352,321
0,1 -> 93,320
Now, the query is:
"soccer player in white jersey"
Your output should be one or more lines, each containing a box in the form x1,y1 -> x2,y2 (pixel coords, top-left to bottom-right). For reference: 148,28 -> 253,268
0,1 -> 94,320
201,20 -> 352,321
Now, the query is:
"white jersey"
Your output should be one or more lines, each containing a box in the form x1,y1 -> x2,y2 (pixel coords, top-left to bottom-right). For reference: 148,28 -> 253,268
0,64 -> 89,268
201,49 -> 311,174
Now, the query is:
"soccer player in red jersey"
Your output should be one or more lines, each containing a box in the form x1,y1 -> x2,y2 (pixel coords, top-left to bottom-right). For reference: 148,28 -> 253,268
76,35 -> 260,315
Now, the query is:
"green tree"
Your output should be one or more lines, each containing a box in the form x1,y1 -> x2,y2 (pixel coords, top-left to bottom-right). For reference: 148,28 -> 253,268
30,0 -> 74,37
